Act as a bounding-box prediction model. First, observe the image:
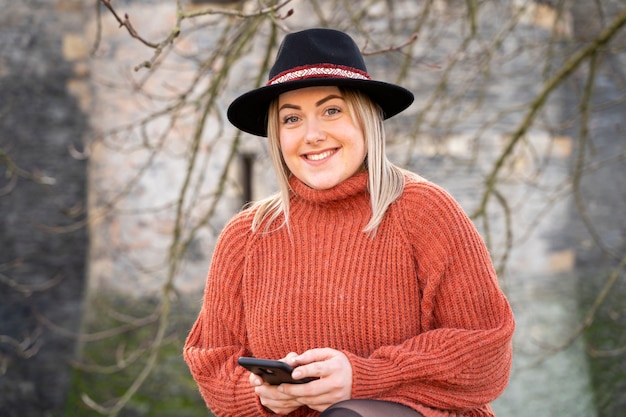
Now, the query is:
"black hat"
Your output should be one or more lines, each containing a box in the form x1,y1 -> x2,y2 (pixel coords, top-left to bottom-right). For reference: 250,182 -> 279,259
227,28 -> 414,137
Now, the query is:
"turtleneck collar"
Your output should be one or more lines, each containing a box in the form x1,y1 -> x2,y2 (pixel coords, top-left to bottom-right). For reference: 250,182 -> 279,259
288,172 -> 369,205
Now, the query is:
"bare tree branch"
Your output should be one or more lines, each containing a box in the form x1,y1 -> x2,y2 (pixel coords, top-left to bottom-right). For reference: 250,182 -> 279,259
473,6 -> 626,218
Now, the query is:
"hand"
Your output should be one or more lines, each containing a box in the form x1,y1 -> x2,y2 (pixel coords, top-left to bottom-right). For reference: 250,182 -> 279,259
248,352 -> 302,415
279,348 -> 353,412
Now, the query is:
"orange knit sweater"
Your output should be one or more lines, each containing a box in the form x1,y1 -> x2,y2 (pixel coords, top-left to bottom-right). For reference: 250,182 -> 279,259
184,172 -> 515,417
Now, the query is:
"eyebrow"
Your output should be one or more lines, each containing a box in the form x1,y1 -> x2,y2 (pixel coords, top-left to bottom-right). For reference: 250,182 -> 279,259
315,94 -> 343,107
278,94 -> 344,111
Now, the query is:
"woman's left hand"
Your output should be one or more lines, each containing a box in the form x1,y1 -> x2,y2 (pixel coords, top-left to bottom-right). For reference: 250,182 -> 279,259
279,348 -> 353,412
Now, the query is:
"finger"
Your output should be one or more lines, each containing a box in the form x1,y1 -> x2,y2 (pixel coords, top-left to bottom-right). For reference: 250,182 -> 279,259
283,351 -> 299,364
277,377 -> 322,399
291,357 -> 328,380
259,395 -> 301,416
249,372 -> 263,387
256,385 -> 302,415
257,383 -> 299,401
294,347 -> 335,364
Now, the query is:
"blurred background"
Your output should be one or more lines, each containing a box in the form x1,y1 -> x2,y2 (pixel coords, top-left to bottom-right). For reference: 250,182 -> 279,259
1,0 -> 625,416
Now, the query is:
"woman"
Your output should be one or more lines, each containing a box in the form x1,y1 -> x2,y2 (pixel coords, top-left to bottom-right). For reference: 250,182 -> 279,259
184,28 -> 515,417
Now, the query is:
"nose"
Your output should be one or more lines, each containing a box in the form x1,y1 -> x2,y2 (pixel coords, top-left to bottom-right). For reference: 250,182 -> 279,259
304,119 -> 326,144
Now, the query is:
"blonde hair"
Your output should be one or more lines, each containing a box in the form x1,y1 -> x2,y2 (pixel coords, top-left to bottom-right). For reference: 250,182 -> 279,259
249,88 -> 417,235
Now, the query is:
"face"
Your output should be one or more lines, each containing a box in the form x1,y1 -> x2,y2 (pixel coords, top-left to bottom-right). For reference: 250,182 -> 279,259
277,86 -> 367,190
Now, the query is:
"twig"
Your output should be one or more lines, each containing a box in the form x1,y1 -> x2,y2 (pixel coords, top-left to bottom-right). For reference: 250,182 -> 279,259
98,0 -> 159,48
588,343 -> 626,358
181,0 -> 292,19
91,0 -> 103,56
0,272 -> 64,297
0,327 -> 43,360
396,0 -> 437,84
33,307 -> 160,343
362,33 -> 418,56
0,148 -> 56,186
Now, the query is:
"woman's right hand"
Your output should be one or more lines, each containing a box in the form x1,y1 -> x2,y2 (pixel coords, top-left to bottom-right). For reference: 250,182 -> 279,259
249,352 -> 303,415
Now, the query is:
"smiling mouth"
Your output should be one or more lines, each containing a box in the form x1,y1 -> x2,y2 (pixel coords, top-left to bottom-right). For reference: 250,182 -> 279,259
305,149 -> 337,161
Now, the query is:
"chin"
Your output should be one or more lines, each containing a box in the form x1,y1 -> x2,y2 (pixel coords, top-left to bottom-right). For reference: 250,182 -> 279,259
307,181 -> 337,190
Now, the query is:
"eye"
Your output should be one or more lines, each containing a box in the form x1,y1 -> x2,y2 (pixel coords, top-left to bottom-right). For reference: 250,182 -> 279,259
282,115 -> 300,124
325,107 -> 341,116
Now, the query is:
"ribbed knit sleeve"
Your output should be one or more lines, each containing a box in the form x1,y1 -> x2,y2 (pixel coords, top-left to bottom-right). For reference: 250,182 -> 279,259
183,211 -> 272,417
346,179 -> 515,416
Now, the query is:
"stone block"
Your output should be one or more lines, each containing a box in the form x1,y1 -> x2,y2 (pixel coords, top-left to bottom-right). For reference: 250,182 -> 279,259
66,78 -> 92,112
55,0 -> 83,12
549,249 -> 575,272
63,34 -> 89,61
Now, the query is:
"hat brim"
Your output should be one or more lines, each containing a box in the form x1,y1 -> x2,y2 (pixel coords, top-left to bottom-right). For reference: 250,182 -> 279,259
227,78 -> 414,137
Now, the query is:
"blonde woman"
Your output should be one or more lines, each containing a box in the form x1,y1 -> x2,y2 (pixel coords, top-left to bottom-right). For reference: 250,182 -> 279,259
184,28 -> 515,417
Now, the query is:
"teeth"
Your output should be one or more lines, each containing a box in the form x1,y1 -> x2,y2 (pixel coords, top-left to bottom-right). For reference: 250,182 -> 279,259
307,150 -> 334,161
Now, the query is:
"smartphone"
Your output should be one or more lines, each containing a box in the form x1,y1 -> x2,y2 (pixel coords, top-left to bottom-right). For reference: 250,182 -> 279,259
238,357 -> 315,385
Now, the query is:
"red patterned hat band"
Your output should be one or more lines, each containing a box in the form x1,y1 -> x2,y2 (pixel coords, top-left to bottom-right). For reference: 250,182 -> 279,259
267,64 -> 371,86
